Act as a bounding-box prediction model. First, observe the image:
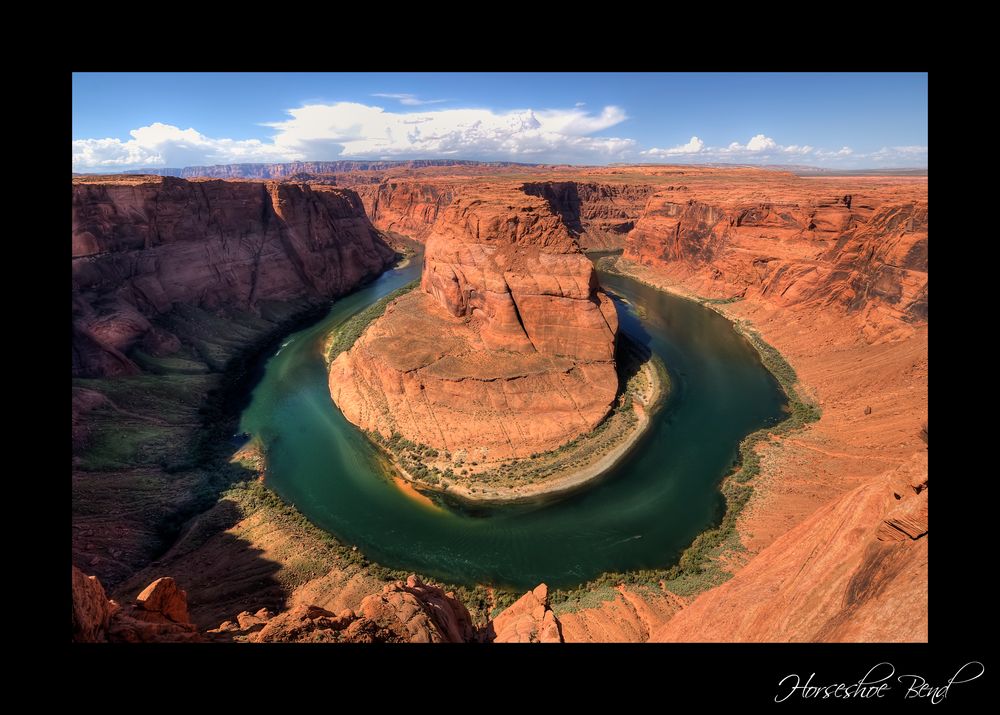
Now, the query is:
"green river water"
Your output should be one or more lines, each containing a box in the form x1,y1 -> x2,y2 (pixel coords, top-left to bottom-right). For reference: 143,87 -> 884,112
239,253 -> 787,590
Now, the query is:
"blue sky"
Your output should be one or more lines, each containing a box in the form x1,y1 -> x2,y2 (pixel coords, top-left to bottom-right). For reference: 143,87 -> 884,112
72,73 -> 928,170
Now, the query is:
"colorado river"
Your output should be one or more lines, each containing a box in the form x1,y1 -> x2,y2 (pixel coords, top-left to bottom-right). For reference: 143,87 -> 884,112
238,252 -> 787,590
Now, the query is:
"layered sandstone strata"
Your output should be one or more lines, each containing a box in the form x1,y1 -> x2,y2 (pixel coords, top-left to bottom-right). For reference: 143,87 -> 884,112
329,185 -> 619,460
72,175 -> 395,376
583,169 -> 930,642
522,181 -> 654,249
623,172 -> 927,340
355,179 -> 654,250
355,181 -> 455,242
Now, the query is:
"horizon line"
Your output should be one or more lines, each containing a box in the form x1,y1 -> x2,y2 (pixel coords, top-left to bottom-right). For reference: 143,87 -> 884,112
71,159 -> 929,175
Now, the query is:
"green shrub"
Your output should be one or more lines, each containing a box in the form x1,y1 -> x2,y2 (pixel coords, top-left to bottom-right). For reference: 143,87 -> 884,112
325,281 -> 419,364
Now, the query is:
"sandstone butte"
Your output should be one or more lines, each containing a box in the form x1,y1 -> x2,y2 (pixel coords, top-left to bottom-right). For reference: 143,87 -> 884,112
71,164 -> 927,643
328,183 -> 621,462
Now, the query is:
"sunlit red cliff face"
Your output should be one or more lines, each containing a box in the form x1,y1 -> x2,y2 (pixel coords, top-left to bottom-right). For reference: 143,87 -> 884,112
354,181 -> 455,242
329,184 -> 620,460
622,171 -> 927,341
354,179 -> 653,250
521,181 -> 655,249
72,175 -> 395,377
652,452 -> 928,642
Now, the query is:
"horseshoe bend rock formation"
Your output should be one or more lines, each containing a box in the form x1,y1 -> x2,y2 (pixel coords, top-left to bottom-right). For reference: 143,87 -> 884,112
329,185 -> 620,460
72,175 -> 396,377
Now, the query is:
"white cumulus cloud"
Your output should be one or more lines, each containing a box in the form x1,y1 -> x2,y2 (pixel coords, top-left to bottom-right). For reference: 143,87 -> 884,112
745,134 -> 778,152
892,145 -> 928,154
72,102 -> 635,170
641,136 -> 704,157
861,145 -> 927,163
72,122 -> 294,169
813,146 -> 855,159
643,133 -> 818,163
719,134 -> 782,153
72,107 -> 927,171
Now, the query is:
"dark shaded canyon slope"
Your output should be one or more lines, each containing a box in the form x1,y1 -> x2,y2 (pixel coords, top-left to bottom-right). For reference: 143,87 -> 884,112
73,175 -> 395,377
72,175 -> 395,591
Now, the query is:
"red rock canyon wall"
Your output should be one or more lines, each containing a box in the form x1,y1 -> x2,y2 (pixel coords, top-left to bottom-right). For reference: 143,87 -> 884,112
72,176 -> 396,377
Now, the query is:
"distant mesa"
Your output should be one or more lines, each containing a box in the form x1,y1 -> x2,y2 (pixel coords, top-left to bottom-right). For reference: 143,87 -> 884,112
118,160 -> 547,179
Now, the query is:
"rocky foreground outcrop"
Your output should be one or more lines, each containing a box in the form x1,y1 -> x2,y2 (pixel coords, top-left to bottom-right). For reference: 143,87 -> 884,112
72,175 -> 395,377
488,584 -> 562,643
329,185 -> 619,460
74,568 -> 557,644
224,576 -> 477,643
72,567 -> 202,642
71,566 -> 113,642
